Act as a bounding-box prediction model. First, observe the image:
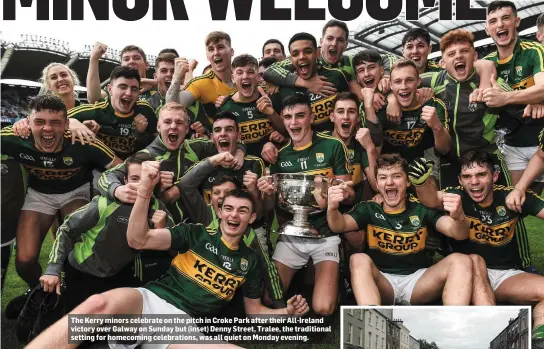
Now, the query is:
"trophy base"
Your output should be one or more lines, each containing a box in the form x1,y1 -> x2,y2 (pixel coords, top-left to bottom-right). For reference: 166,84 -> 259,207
278,222 -> 324,239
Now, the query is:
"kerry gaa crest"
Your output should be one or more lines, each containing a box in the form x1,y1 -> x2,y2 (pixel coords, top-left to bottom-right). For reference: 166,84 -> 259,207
409,216 -> 420,227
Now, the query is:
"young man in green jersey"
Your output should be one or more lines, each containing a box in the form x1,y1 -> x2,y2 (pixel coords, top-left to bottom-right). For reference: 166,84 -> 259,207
258,93 -> 353,316
27,163 -> 309,349
147,53 -> 176,114
1,95 -> 122,318
68,66 -> 158,160
483,1 -> 544,189
421,29 -> 534,270
267,32 -> 350,133
402,28 -> 442,75
408,151 -> 544,340
507,130 -> 544,211
178,155 -> 285,308
327,153 -> 472,305
363,59 -> 451,186
39,152 -> 173,310
98,103 -> 246,223
218,54 -> 286,158
264,20 -> 391,100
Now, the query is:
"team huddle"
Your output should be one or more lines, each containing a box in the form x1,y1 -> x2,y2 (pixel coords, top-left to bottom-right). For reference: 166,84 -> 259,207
2,1 -> 544,348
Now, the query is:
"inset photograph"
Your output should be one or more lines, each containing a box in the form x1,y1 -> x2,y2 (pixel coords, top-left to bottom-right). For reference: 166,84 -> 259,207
341,306 -> 531,349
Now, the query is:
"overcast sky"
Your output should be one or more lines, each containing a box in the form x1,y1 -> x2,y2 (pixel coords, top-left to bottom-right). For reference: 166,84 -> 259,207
393,307 -> 527,349
1,0 -> 376,68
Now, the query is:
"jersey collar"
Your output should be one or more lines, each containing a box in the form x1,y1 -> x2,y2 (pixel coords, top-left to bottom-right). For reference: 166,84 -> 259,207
292,132 -> 315,151
497,37 -> 522,65
446,68 -> 477,84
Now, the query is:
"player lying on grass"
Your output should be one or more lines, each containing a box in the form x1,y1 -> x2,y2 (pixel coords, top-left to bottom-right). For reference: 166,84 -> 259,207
327,153 -> 472,305
27,160 -> 309,349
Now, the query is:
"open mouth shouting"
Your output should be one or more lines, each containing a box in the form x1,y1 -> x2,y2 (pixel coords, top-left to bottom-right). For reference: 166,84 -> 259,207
217,138 -> 231,151
240,80 -> 253,96
363,77 -> 375,89
469,187 -> 485,201
289,127 -> 303,138
226,219 -> 241,230
327,48 -> 339,63
165,79 -> 172,90
397,90 -> 413,105
119,97 -> 133,111
41,134 -> 56,148
298,62 -> 312,77
385,188 -> 399,201
454,61 -> 467,76
496,29 -> 509,42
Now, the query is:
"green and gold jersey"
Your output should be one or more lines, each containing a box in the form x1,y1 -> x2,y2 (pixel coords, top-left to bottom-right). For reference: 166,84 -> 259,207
0,127 -> 116,194
145,225 -> 262,316
270,66 -> 349,133
368,97 -> 449,162
270,132 -> 351,237
321,131 -> 369,202
347,196 -> 445,275
445,185 -> 544,269
540,129 -> 544,151
68,98 -> 157,159
199,155 -> 265,204
218,96 -> 273,158
484,39 -> 544,147
386,56 -> 442,74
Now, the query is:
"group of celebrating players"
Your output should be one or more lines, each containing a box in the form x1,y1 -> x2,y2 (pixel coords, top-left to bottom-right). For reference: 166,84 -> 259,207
2,1 -> 544,348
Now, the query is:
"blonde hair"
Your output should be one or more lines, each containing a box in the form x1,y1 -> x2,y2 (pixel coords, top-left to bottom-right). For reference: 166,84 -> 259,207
158,102 -> 188,124
39,63 -> 80,98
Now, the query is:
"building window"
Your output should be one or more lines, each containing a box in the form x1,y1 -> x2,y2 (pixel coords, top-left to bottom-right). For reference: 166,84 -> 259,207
368,331 -> 372,347
375,315 -> 378,327
349,308 -> 353,315
375,334 -> 379,349
360,328 -> 363,346
348,324 -> 353,344
360,310 -> 364,321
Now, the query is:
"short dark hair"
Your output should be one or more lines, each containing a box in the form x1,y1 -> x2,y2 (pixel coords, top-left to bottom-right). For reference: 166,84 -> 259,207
459,151 -> 495,173
487,1 -> 517,16
110,66 -> 141,85
28,94 -> 67,118
333,92 -> 360,110
232,54 -> 258,69
352,49 -> 383,68
222,190 -> 257,213
402,28 -> 432,47
259,57 -> 277,69
262,39 -> 285,56
280,93 -> 312,114
391,58 -> 419,77
212,175 -> 241,191
288,33 -> 317,52
155,53 -> 176,68
322,20 -> 349,40
158,48 -> 179,57
125,152 -> 154,177
120,45 -> 147,63
537,13 -> 544,30
213,110 -> 239,129
376,153 -> 409,176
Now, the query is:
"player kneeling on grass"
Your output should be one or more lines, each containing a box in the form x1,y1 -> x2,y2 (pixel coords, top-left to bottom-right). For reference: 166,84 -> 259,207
408,151 -> 544,341
327,153 -> 472,305
27,160 -> 309,349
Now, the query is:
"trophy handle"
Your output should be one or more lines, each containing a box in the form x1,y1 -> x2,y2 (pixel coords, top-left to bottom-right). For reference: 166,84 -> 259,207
320,177 -> 345,199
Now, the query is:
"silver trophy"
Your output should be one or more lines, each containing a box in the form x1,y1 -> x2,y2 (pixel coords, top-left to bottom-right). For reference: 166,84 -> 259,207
267,173 -> 343,239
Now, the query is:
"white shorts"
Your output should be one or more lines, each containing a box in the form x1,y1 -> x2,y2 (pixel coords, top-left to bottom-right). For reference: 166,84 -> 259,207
272,235 -> 340,269
21,183 -> 91,215
503,145 -> 544,181
423,148 -> 440,179
488,268 -> 526,291
109,288 -> 199,349
381,268 -> 428,305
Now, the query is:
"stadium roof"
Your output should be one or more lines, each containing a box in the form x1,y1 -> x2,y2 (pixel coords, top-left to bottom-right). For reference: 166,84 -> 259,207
346,0 -> 544,58
0,36 -> 156,86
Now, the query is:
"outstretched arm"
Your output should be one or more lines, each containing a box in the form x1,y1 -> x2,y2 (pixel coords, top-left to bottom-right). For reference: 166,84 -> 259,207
126,161 -> 173,250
